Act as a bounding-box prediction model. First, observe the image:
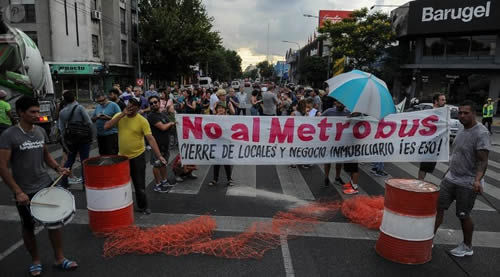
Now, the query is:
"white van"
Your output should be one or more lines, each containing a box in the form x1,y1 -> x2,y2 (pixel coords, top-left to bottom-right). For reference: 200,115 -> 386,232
199,77 -> 212,89
231,80 -> 241,91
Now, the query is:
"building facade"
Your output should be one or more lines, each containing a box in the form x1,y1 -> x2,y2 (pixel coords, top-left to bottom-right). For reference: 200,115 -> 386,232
7,0 -> 138,101
392,0 -> 500,113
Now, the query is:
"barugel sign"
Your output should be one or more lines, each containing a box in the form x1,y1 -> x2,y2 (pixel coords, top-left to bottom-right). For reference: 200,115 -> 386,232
407,0 -> 500,35
421,1 -> 490,23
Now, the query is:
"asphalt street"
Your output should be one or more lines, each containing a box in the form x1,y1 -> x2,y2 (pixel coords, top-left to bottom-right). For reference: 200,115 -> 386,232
1,126 -> 500,277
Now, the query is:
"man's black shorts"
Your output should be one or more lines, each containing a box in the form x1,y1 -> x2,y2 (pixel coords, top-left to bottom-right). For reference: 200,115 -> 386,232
419,162 -> 437,173
15,192 -> 37,231
438,179 -> 477,219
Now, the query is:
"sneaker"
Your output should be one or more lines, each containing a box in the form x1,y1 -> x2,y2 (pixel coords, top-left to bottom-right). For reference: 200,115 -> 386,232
334,177 -> 344,186
175,176 -> 184,183
68,177 -> 82,185
342,183 -> 359,195
153,184 -> 170,193
301,164 -> 311,169
324,178 -> 330,187
161,180 -> 175,188
187,172 -> 197,179
450,242 -> 473,257
370,168 -> 378,175
146,145 -> 152,151
377,170 -> 388,177
289,164 -> 297,168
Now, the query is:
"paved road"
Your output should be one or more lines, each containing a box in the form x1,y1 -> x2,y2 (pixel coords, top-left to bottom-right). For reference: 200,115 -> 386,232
1,131 -> 500,276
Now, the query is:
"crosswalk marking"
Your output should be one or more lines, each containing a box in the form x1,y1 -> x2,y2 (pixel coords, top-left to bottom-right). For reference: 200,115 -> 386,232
276,165 -> 315,201
391,162 -> 495,212
169,164 -> 210,194
1,205 -> 499,249
227,165 -> 257,197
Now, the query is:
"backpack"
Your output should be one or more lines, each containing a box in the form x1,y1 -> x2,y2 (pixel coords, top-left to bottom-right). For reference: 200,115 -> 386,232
64,105 -> 92,149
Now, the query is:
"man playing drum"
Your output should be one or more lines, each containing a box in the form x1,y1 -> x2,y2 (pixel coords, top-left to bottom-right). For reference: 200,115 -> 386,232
0,96 -> 78,276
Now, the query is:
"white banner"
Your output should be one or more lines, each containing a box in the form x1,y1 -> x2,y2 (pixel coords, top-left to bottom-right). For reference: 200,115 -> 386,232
175,108 -> 450,165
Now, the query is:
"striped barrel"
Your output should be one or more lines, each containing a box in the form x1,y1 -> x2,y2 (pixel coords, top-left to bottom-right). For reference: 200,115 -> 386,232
83,156 -> 134,233
375,178 -> 440,264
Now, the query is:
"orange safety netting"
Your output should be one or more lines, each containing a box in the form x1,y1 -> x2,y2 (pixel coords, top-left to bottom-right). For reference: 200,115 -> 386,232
341,195 -> 384,230
102,201 -> 341,259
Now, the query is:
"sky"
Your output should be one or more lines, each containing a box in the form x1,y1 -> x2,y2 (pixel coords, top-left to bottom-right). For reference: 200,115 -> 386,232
204,0 -> 409,70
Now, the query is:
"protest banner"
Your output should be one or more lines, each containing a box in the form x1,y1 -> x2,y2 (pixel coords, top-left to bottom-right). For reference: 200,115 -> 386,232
175,108 -> 450,165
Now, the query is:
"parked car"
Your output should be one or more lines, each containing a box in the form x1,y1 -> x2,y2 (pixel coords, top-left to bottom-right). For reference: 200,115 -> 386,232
199,77 -> 212,89
408,103 -> 462,140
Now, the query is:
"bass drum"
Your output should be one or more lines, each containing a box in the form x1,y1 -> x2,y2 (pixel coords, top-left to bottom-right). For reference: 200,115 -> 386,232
30,187 -> 75,229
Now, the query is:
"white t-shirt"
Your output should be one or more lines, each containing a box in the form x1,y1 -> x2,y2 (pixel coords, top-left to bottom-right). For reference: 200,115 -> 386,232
209,93 -> 219,112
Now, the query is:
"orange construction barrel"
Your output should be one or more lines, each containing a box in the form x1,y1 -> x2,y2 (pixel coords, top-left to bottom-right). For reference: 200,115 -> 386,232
375,179 -> 440,264
83,156 -> 134,233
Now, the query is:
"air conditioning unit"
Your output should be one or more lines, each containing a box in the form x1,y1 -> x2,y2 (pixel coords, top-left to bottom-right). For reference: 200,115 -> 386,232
91,10 -> 101,20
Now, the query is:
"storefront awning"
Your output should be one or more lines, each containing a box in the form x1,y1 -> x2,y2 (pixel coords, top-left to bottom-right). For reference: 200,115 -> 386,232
49,62 -> 104,75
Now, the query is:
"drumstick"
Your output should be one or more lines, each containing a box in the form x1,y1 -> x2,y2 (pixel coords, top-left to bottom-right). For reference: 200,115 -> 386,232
30,201 -> 60,207
49,175 -> 64,188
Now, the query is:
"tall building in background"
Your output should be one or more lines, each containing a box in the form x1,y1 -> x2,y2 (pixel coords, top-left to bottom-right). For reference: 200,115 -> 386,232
5,0 -> 138,101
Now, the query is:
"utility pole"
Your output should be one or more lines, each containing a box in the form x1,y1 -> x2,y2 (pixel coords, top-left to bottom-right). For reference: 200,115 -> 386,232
267,23 -> 270,63
136,0 -> 141,78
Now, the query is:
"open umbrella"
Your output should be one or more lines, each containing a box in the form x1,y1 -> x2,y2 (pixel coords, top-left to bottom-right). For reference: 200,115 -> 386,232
326,70 -> 396,119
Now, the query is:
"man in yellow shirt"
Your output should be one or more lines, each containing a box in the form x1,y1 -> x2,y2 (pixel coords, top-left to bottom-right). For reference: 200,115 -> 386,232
105,97 -> 166,215
482,97 -> 498,134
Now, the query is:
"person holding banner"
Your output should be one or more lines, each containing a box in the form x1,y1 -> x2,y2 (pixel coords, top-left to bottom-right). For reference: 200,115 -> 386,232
321,100 -> 352,190
434,100 -> 491,257
418,93 -> 446,180
208,102 -> 233,187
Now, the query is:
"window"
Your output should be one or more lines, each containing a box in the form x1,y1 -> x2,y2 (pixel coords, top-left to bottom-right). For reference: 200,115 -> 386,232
120,8 -> 126,34
131,12 -> 138,41
93,0 -> 98,10
24,31 -> 38,46
92,35 -> 99,57
121,40 -> 127,63
424,37 -> 445,56
18,4 -> 36,23
446,36 -> 471,56
470,35 -> 496,56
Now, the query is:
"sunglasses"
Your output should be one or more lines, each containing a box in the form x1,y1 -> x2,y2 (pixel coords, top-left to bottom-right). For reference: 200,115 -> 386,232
96,99 -> 105,103
149,101 -> 159,105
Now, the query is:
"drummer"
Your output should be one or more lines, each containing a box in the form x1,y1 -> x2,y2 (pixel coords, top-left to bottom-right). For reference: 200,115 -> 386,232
0,96 -> 78,276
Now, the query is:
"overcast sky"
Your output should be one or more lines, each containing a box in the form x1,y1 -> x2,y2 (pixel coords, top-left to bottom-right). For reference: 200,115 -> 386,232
204,0 -> 409,70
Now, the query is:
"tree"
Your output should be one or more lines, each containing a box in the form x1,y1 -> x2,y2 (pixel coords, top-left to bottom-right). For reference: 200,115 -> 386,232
298,56 -> 328,87
243,68 -> 258,80
318,8 -> 396,71
256,61 -> 274,80
139,0 -> 221,80
201,46 -> 242,81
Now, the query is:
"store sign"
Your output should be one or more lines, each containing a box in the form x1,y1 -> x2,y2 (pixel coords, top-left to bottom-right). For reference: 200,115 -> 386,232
50,64 -> 103,75
318,10 -> 352,28
407,0 -> 500,35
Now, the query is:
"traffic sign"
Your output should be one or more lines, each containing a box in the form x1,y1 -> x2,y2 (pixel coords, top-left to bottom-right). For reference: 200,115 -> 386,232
136,78 -> 144,86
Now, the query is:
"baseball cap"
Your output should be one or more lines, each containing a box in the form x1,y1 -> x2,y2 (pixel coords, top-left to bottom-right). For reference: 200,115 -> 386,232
129,96 -> 141,106
488,97 -> 492,101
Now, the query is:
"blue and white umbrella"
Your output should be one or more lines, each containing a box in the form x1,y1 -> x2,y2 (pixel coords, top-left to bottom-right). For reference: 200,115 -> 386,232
326,70 -> 396,119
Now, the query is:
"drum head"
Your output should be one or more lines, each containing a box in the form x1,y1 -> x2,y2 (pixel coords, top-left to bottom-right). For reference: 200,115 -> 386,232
30,187 -> 75,225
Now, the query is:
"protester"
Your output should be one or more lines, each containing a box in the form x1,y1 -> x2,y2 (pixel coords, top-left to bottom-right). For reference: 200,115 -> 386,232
121,85 -> 133,105
227,88 -> 240,115
145,84 -> 158,99
109,88 -> 126,111
209,89 -> 219,114
92,93 -> 121,155
434,100 -> 491,257
250,89 -> 263,116
207,102 -> 233,186
147,95 -> 175,193
311,88 -> 322,113
0,89 -> 15,134
104,97 -> 167,215
58,91 -> 93,188
306,98 -> 320,116
278,91 -> 292,116
262,86 -> 279,116
418,93 -> 446,180
216,89 -> 235,115
0,96 -> 77,276
133,86 -> 149,115
236,88 -> 248,115
172,153 -> 198,183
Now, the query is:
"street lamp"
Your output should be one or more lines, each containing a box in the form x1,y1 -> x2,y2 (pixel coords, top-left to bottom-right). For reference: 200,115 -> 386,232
303,14 -> 318,18
370,5 -> 400,10
282,40 -> 301,50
